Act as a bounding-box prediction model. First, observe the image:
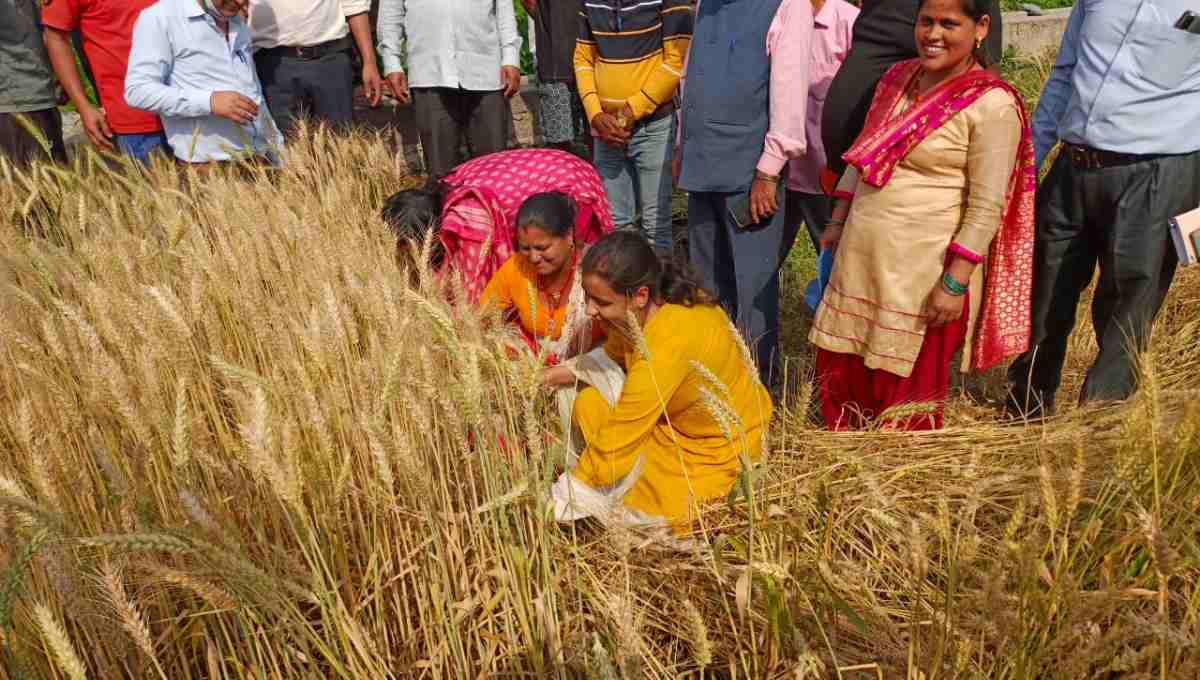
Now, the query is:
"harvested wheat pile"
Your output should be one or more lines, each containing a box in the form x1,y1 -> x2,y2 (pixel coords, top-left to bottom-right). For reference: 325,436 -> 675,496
1,125 -> 1198,679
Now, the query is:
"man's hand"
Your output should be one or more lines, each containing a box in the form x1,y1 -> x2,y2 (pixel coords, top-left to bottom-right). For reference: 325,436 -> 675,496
79,106 -> 115,152
501,66 -> 521,98
923,281 -> 966,327
672,153 -> 682,186
591,113 -> 631,147
749,176 -> 779,224
386,71 -> 411,104
362,63 -> 384,106
210,91 -> 259,125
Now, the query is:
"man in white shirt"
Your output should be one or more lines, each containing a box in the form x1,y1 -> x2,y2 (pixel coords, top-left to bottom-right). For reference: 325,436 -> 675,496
248,0 -> 384,137
376,0 -> 522,180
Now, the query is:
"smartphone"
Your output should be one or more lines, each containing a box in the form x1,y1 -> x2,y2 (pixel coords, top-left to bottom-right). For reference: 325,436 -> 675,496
1176,10 -> 1200,34
728,181 -> 786,229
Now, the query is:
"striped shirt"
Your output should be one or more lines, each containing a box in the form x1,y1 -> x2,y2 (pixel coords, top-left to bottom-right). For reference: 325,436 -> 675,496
573,0 -> 693,123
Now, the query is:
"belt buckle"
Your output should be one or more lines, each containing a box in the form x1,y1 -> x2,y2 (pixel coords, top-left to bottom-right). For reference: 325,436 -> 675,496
295,44 -> 316,60
1070,145 -> 1101,170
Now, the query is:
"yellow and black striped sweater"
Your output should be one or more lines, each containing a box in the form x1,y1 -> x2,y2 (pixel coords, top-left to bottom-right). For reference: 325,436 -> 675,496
574,0 -> 694,124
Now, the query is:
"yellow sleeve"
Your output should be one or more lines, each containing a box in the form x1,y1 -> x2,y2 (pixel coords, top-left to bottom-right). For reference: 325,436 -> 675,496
479,258 -> 516,313
627,2 -> 693,120
574,12 -> 603,123
574,336 -> 690,488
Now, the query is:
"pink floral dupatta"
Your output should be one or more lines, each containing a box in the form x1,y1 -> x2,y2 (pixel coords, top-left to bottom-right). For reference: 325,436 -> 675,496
439,148 -> 614,302
842,59 -> 1037,372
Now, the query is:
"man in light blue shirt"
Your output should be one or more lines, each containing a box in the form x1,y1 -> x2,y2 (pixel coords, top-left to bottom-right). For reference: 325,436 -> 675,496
1008,0 -> 1200,416
376,0 -> 522,180
125,0 -> 283,165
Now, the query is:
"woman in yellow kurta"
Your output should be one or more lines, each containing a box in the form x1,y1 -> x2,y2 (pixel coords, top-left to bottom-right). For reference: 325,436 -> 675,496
479,192 -> 603,363
544,231 -> 773,534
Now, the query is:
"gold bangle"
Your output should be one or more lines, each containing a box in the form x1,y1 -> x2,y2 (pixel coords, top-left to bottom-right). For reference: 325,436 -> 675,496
754,170 -> 779,183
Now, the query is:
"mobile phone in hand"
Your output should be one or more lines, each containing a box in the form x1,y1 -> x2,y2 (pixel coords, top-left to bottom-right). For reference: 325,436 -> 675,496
728,182 -> 786,229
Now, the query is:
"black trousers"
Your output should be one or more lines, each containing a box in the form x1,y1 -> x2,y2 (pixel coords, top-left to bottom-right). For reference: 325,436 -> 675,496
0,109 -> 67,167
1008,149 -> 1200,408
785,189 -> 832,255
411,87 -> 510,180
255,49 -> 355,137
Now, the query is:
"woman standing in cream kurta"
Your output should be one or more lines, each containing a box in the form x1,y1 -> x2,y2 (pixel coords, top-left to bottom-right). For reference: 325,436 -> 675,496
811,0 -> 1037,430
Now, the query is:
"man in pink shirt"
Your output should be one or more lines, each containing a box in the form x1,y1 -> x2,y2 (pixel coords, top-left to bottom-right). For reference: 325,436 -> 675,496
787,0 -> 859,262
675,0 -> 812,387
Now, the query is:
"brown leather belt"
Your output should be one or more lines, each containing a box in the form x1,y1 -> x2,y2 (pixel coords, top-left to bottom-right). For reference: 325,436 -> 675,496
1064,143 -> 1169,170
261,36 -> 353,61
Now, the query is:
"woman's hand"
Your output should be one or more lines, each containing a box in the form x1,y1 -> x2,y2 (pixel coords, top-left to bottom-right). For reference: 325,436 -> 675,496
818,222 -> 844,252
923,280 -> 966,327
542,364 -> 577,388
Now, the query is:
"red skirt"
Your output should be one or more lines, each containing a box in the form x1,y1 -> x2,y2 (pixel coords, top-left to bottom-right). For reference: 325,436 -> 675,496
816,293 -> 968,431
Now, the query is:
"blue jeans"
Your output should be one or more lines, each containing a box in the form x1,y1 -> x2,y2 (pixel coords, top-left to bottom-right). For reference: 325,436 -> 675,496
115,131 -> 169,165
593,113 -> 675,251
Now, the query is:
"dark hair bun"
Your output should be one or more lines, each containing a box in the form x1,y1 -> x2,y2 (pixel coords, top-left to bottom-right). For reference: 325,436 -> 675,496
581,231 -> 712,307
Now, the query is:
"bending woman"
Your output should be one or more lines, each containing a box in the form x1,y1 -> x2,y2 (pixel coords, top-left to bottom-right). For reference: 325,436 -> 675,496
480,192 -> 602,363
810,0 -> 1036,430
382,148 -> 614,301
545,231 -> 773,535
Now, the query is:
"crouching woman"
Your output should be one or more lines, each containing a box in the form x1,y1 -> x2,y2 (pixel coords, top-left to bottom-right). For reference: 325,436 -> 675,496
543,231 -> 773,537
479,192 -> 602,364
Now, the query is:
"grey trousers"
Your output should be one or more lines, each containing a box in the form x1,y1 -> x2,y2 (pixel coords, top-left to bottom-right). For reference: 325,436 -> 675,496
688,190 -> 798,386
411,87 -> 511,180
255,50 -> 356,137
0,109 -> 67,167
1008,149 -> 1200,409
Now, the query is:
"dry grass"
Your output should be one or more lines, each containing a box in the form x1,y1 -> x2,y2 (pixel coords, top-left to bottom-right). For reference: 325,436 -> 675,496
2,87 -> 1199,678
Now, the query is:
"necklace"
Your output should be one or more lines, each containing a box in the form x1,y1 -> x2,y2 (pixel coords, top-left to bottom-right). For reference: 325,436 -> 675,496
528,251 -> 579,339
537,252 -> 577,307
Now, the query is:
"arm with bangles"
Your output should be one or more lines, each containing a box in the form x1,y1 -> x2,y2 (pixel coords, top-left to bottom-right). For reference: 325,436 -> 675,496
819,161 -> 978,327
927,95 -> 1024,327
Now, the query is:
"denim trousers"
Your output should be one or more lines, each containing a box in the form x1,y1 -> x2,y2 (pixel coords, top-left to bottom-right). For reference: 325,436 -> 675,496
115,130 -> 169,165
593,113 -> 675,252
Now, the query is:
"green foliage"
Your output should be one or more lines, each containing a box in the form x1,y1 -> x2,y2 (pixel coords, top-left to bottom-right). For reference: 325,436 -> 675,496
514,0 -> 536,76
1001,0 -> 1076,10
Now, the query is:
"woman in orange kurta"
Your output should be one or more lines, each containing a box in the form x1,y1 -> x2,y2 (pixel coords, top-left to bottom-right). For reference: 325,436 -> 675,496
480,192 -> 603,363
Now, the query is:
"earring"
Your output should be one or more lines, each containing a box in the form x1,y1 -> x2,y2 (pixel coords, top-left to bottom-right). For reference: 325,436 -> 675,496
975,38 -> 982,50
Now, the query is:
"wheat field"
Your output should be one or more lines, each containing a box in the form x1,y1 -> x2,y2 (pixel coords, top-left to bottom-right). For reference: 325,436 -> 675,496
2,59 -> 1200,677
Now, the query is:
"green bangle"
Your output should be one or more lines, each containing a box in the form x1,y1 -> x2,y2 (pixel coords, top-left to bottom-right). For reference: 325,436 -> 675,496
941,272 -> 968,296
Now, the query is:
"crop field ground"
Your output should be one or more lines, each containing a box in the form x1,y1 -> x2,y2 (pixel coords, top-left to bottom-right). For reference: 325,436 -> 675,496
1,52 -> 1198,679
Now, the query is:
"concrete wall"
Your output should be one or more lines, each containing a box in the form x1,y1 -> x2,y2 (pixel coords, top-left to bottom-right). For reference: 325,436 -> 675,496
1002,7 -> 1071,57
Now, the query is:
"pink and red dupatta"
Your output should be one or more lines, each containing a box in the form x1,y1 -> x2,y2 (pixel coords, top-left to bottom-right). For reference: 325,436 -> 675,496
438,148 -> 614,303
842,59 -> 1037,372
